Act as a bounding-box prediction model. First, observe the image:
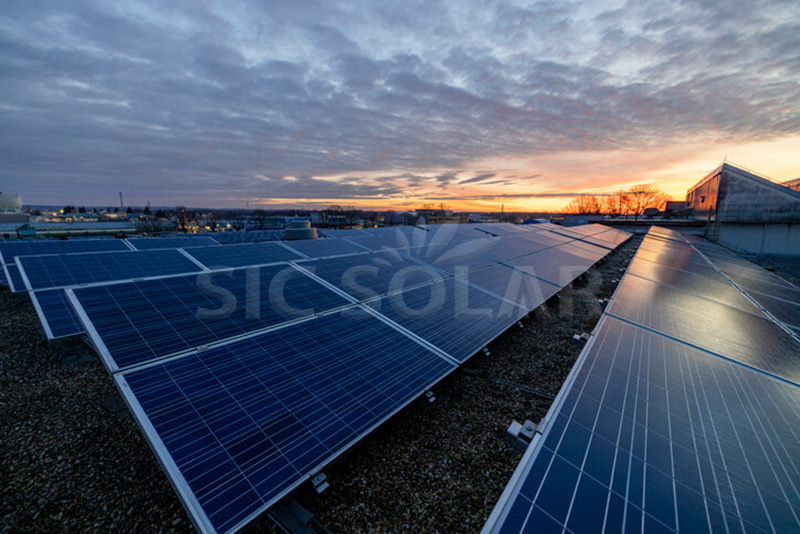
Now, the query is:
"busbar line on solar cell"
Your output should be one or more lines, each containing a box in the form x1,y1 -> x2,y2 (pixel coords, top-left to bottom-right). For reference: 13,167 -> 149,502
15,249 -> 207,291
115,311 -> 457,534
68,263 -> 354,373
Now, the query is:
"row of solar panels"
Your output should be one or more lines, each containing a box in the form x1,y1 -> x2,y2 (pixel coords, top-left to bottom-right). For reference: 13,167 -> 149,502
484,227 -> 800,534
4,223 -> 629,533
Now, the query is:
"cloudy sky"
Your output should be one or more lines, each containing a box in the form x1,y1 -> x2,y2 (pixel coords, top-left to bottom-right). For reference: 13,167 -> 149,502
2,0 -> 799,211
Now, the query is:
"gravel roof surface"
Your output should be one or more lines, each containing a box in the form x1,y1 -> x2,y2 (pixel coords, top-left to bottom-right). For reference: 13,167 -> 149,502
1,235 -> 642,534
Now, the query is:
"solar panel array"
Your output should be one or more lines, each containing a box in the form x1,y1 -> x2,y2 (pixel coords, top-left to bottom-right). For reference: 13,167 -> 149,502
6,223 -> 631,533
484,227 -> 800,534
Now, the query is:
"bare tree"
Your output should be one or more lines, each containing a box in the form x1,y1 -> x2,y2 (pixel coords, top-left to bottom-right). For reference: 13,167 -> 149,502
622,184 -> 668,216
564,195 -> 602,215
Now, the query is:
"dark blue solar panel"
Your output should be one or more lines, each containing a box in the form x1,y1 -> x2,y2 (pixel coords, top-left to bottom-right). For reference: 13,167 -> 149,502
31,289 -> 84,339
0,266 -> 6,287
17,249 -> 204,291
204,230 -> 284,244
459,263 -> 560,308
4,263 -> 26,292
505,244 -> 604,287
373,278 -> 528,362
281,239 -> 369,258
126,237 -> 220,250
118,312 -> 455,533
0,238 -> 130,264
607,274 -> 800,384
626,257 -> 763,314
183,243 -> 303,269
71,264 -> 351,371
489,316 -> 800,533
300,251 -> 443,302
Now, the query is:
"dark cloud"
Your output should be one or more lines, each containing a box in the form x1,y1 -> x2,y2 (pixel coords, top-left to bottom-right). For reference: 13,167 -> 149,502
0,0 -> 798,205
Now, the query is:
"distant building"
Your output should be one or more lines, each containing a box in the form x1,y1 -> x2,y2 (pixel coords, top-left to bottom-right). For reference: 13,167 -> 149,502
686,163 -> 800,254
0,192 -> 29,227
414,209 -> 463,225
663,200 -> 687,218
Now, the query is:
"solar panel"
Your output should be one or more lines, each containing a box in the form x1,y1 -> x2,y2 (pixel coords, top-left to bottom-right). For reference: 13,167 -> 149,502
486,315 -> 800,534
0,238 -> 130,264
116,311 -> 455,534
458,263 -> 561,308
485,227 -> 800,534
183,243 -> 303,269
70,264 -> 352,372
299,251 -> 443,302
373,277 -> 528,362
30,289 -> 84,339
0,266 -> 7,287
280,239 -> 369,258
504,244 -> 603,288
607,274 -> 800,383
205,230 -> 285,244
4,263 -> 26,292
126,236 -> 220,250
16,249 -> 204,291
626,257 -> 764,315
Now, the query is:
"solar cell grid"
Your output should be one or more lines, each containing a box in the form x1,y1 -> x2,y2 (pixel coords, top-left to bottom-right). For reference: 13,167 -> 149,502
17,249 -> 204,291
71,264 -> 351,371
118,311 -> 455,533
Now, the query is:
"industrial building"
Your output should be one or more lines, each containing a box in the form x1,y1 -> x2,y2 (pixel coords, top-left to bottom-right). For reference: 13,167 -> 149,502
686,162 -> 800,254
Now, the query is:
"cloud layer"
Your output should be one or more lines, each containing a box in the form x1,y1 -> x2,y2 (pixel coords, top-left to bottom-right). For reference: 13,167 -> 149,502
1,0 -> 798,207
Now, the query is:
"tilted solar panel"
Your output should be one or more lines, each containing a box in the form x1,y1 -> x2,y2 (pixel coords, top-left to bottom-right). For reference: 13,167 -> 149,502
280,238 -> 369,258
117,311 -> 455,534
16,249 -> 204,291
4,263 -> 26,293
126,236 -> 220,250
69,264 -> 352,372
485,227 -> 800,534
486,316 -> 800,534
182,242 -> 303,269
372,277 -> 528,363
30,289 -> 85,340
0,238 -> 130,264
